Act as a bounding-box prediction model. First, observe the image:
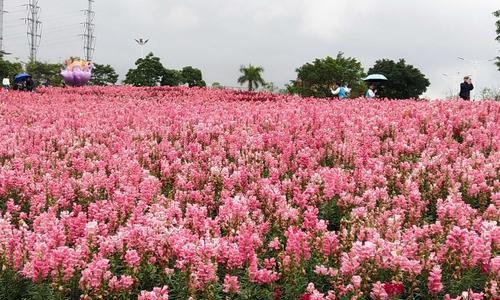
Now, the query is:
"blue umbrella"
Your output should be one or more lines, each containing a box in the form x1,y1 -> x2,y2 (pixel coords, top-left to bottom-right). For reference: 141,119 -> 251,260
363,74 -> 388,82
14,73 -> 32,83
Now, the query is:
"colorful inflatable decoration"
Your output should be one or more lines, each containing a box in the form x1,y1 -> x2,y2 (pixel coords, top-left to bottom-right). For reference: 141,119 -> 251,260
61,58 -> 93,87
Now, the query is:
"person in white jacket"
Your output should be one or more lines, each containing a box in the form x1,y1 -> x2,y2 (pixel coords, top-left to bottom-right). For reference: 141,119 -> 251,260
365,84 -> 377,98
2,78 -> 10,90
331,82 -> 351,99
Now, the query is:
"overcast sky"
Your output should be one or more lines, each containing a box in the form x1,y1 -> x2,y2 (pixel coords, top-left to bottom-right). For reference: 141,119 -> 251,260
3,0 -> 500,98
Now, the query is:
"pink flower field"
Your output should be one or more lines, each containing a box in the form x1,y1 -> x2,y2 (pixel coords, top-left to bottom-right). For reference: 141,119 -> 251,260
0,87 -> 498,300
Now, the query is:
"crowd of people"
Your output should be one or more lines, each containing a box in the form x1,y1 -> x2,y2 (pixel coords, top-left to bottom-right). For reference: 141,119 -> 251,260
2,76 -> 36,92
329,82 -> 378,99
328,77 -> 475,100
329,82 -> 351,99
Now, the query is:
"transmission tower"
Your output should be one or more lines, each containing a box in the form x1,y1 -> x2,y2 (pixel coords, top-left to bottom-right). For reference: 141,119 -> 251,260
0,0 -> 4,53
82,0 -> 95,61
25,0 -> 42,62
0,0 -> 12,56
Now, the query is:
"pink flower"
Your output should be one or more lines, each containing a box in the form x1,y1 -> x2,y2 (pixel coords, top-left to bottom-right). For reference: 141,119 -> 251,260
314,265 -> 329,276
109,275 -> 134,292
285,227 -> 311,265
370,281 -> 389,300
192,261 -> 217,289
223,275 -> 239,294
164,268 -> 174,276
138,285 -> 169,300
351,275 -> 362,289
79,258 -> 112,291
489,256 -> 500,274
125,249 -> 141,268
428,265 -> 444,295
268,237 -> 281,250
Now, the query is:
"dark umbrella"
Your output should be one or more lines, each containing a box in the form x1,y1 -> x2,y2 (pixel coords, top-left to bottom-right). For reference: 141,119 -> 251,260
14,73 -> 32,83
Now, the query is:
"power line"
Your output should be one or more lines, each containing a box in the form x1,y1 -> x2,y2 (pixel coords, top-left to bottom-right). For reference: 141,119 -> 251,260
81,0 -> 95,61
4,13 -> 80,29
4,22 -> 27,29
3,9 -> 25,16
41,36 -> 80,47
7,22 -> 80,35
25,0 -> 41,62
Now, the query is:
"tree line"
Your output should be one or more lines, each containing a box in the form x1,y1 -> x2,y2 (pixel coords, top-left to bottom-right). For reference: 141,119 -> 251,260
0,59 -> 118,87
0,10 -> 497,99
246,53 -> 431,99
113,52 -> 434,99
123,53 -> 206,88
0,52 -> 450,99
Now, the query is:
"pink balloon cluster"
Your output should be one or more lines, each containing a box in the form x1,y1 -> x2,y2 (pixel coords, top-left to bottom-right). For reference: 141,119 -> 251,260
61,59 -> 93,86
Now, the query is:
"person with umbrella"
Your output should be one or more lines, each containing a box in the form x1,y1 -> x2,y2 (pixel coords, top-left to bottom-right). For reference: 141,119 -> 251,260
14,73 -> 32,92
365,83 -> 377,98
26,77 -> 35,92
363,74 -> 388,99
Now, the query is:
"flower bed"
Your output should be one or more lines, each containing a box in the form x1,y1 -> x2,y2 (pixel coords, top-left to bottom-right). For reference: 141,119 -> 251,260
0,87 -> 498,299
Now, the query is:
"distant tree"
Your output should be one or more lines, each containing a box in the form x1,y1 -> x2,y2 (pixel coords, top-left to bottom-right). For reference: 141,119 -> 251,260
368,59 -> 430,99
480,87 -> 500,101
160,69 -> 183,86
0,58 -> 22,81
238,64 -> 265,91
125,54 -> 206,88
124,53 -> 165,86
26,61 -> 63,86
494,10 -> 500,71
263,82 -> 278,93
90,64 -> 118,86
289,53 -> 365,98
211,82 -> 223,89
181,66 -> 206,87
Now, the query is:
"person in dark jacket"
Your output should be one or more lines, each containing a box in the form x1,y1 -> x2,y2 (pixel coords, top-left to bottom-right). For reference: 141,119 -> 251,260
25,77 -> 35,92
459,76 -> 474,100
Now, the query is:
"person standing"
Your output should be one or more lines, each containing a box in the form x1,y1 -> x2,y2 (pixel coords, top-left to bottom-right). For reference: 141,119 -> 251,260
25,77 -> 35,92
459,76 -> 474,100
2,78 -> 10,90
330,82 -> 350,99
365,84 -> 377,99
330,82 -> 340,98
338,83 -> 351,99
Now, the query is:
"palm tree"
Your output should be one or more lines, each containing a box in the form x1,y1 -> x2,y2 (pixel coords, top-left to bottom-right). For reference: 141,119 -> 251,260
238,64 -> 265,91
